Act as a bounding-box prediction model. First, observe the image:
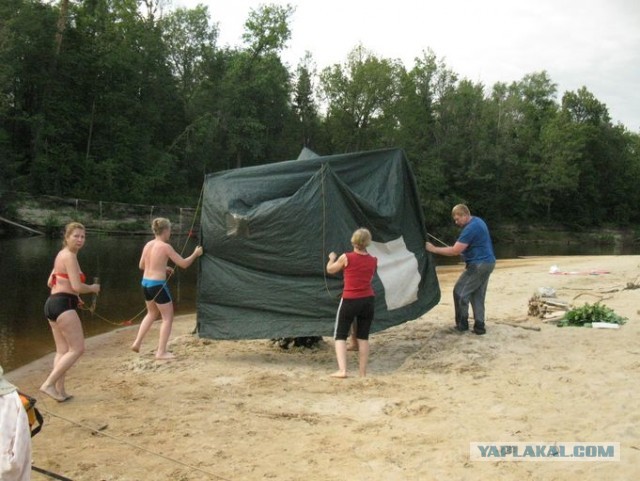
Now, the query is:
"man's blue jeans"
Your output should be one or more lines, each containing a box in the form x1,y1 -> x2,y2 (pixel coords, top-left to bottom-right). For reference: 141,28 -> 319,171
453,262 -> 495,330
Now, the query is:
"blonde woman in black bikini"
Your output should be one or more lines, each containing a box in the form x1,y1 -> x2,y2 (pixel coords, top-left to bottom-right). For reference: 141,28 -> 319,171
40,222 -> 100,402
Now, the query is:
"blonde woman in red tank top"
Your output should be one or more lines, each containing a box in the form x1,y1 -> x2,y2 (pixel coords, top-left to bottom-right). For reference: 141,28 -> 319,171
326,228 -> 377,378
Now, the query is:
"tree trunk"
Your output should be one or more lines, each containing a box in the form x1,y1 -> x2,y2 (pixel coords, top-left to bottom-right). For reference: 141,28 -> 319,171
54,0 -> 69,55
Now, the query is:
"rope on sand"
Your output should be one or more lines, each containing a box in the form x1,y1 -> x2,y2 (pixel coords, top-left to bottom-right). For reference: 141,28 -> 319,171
40,407 -> 233,481
493,320 -> 541,331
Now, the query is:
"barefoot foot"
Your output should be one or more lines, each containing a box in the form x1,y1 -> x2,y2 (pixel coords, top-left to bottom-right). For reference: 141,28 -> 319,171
40,385 -> 66,402
155,352 -> 175,361
131,344 -> 140,353
330,371 -> 347,379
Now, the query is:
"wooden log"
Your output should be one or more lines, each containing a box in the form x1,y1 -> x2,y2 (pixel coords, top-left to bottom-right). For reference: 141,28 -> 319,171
0,215 -> 44,235
542,299 -> 570,307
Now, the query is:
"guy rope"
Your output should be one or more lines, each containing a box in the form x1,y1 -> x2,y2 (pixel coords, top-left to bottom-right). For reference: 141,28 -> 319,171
38,406 -> 232,481
84,183 -> 205,327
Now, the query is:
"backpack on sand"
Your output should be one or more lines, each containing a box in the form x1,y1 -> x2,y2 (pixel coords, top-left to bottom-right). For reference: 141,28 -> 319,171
18,391 -> 43,437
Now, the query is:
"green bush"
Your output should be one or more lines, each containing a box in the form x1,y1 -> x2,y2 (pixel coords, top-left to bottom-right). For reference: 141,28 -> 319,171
116,221 -> 146,232
44,215 -> 62,237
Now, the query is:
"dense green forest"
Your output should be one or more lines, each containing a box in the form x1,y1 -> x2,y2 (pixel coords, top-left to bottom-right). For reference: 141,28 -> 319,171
1,0 -> 639,229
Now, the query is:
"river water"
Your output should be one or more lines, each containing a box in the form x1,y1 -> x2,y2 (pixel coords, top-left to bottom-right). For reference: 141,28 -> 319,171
1,235 -> 637,373
1,235 -> 198,372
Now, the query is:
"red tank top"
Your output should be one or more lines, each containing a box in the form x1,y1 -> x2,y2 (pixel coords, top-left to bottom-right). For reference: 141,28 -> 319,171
343,252 -> 377,299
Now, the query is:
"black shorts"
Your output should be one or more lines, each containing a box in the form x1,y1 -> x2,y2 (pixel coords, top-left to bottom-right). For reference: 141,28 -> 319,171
333,296 -> 375,341
142,284 -> 172,305
44,293 -> 80,321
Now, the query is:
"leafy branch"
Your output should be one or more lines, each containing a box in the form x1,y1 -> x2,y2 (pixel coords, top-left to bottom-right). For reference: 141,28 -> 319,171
558,302 -> 627,327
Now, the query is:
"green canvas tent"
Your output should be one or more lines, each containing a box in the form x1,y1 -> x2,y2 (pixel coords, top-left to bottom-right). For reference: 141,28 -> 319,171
196,148 -> 440,339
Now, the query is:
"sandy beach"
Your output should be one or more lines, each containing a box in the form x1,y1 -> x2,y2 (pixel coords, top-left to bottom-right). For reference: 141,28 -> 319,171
6,255 -> 640,481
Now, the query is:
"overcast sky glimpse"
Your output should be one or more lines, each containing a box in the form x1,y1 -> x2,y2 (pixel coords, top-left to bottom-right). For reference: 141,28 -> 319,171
173,0 -> 640,132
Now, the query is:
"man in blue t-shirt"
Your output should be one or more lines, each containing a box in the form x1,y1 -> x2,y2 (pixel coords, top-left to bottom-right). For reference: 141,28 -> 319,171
425,204 -> 496,335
